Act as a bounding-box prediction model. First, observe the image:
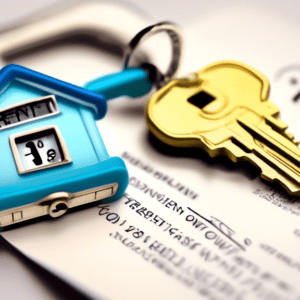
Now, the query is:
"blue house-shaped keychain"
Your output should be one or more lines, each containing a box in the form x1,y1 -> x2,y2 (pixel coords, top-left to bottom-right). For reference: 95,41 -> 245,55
0,64 -> 128,227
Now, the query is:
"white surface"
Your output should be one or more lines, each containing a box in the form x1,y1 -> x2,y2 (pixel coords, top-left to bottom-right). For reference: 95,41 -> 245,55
2,0 -> 300,300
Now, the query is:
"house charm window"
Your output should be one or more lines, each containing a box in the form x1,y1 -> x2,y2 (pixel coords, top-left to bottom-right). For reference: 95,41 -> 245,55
10,125 -> 72,174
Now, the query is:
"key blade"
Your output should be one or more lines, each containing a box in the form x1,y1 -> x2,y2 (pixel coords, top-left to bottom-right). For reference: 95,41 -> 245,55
237,116 -> 300,195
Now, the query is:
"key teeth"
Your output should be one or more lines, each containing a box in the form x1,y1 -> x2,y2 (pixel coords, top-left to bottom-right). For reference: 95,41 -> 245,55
282,129 -> 299,146
285,132 -> 294,141
270,116 -> 299,146
265,116 -> 296,144
290,137 -> 299,147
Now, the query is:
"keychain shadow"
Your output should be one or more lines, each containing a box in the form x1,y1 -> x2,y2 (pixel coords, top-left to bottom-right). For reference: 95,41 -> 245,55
147,131 -> 300,203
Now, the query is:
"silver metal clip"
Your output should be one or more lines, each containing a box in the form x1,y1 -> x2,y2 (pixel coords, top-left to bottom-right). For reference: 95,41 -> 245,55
123,22 -> 184,89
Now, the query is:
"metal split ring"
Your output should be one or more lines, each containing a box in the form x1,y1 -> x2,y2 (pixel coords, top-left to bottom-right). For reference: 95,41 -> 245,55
123,22 -> 184,89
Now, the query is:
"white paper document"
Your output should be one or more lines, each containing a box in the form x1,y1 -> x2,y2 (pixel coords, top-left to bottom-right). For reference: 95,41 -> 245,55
3,2 -> 300,300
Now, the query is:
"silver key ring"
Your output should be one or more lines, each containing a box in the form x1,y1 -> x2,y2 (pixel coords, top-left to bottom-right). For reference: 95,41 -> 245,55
123,22 -> 184,89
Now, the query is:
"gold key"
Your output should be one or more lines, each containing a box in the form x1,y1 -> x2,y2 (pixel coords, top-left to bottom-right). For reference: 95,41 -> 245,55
146,60 -> 300,196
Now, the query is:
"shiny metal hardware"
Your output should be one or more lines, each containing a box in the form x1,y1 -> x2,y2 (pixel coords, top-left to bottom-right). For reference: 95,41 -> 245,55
0,183 -> 118,226
123,22 -> 184,89
84,21 -> 183,98
0,0 -> 149,62
49,196 -> 69,218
